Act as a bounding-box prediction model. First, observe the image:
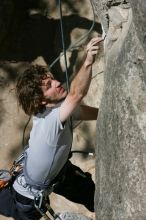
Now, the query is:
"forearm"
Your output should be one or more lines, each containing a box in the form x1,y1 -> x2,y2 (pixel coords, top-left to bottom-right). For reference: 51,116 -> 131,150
81,105 -> 98,120
77,105 -> 98,120
70,60 -> 92,100
59,37 -> 102,123
69,37 -> 102,101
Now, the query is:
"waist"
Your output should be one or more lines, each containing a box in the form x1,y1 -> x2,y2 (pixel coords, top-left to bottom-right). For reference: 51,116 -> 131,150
13,160 -> 70,200
12,187 -> 34,205
13,175 -> 39,200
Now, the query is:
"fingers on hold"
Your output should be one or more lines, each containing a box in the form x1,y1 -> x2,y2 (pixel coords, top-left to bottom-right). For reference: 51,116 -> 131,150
86,46 -> 99,52
92,46 -> 99,50
86,46 -> 91,52
91,37 -> 103,45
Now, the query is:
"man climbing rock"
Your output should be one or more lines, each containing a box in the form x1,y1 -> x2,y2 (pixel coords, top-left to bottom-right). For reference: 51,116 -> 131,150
0,37 -> 102,220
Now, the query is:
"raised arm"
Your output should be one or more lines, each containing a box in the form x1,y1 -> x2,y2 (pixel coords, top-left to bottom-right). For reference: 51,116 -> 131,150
60,37 -> 103,123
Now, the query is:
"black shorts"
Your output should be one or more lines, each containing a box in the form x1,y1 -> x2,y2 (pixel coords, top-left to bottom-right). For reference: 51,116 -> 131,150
0,187 -> 41,220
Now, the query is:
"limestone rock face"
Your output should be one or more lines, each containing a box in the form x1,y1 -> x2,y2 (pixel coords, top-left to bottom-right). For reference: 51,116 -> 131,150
92,0 -> 146,219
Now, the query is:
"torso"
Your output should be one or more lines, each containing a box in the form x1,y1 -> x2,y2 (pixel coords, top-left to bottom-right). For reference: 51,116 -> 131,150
13,105 -> 73,198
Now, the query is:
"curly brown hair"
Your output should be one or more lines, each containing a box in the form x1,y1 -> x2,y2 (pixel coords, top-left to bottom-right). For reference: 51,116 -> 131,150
16,65 -> 52,116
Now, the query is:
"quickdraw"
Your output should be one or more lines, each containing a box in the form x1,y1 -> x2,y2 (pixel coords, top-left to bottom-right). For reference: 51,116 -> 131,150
0,170 -> 11,189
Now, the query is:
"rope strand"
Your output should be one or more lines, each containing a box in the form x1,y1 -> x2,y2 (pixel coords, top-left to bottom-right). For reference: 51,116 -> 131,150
58,0 -> 70,93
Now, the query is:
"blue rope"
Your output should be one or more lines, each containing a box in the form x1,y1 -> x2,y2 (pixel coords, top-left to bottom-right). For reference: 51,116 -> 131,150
58,0 -> 70,92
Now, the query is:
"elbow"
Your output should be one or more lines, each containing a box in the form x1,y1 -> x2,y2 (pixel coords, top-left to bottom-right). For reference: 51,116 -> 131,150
77,88 -> 88,99
69,90 -> 85,103
69,84 -> 88,103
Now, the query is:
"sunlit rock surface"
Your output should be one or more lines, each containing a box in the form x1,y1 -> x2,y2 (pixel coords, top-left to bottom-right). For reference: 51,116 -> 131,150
92,0 -> 146,219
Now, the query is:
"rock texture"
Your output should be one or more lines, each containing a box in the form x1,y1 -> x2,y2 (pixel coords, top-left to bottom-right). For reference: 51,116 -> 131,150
92,0 -> 146,219
56,212 -> 92,220
129,0 -> 146,52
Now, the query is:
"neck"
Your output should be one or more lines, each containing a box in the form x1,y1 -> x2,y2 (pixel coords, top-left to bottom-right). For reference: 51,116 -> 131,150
45,102 -> 56,108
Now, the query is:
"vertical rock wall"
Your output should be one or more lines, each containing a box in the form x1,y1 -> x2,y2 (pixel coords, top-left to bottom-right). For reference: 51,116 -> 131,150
92,0 -> 146,219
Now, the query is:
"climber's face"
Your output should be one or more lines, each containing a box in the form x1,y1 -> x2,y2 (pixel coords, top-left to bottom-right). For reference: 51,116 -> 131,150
41,75 -> 67,106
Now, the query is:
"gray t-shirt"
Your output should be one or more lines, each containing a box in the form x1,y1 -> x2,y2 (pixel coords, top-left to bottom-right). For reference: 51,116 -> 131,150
13,103 -> 78,199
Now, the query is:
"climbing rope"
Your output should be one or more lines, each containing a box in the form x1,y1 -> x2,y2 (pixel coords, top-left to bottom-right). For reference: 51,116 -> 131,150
58,0 -> 70,92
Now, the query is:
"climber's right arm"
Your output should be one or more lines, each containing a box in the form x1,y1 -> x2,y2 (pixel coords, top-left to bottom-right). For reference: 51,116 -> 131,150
60,37 -> 102,123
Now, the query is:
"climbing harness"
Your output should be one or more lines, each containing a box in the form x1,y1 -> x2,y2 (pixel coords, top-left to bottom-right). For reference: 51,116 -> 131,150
0,147 -> 63,219
34,193 -> 52,220
0,147 -> 94,219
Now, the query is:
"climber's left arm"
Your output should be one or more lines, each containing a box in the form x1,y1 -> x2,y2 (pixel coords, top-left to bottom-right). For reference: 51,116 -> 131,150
77,105 -> 98,120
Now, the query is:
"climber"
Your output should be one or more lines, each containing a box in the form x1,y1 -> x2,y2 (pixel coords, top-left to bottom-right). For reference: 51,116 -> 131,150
0,36 -> 103,220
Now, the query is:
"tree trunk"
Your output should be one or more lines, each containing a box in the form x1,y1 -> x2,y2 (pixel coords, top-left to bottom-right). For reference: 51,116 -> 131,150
92,0 -> 146,219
